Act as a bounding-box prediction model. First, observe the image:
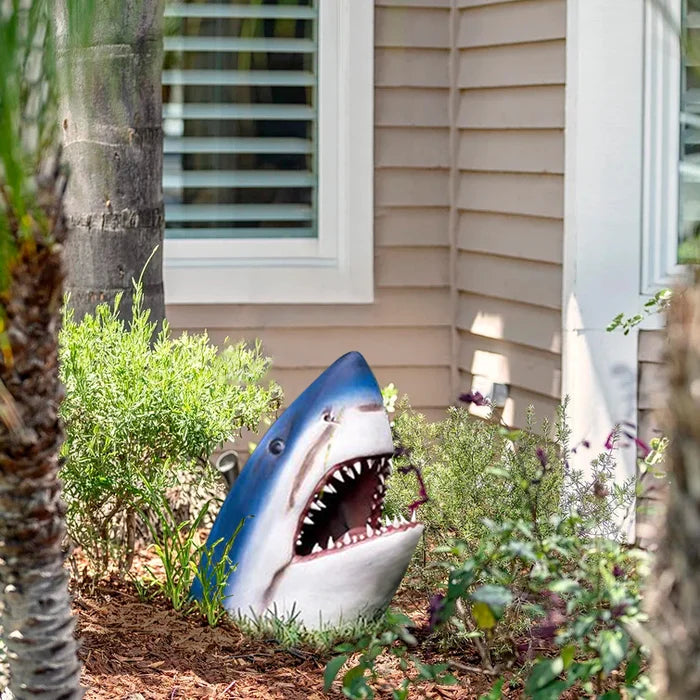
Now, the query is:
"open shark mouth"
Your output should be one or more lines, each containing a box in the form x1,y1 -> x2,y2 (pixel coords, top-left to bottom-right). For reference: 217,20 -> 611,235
293,453 -> 419,560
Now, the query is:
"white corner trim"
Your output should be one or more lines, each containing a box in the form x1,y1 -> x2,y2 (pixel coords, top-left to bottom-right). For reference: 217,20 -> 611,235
563,0 -> 646,495
164,0 -> 374,305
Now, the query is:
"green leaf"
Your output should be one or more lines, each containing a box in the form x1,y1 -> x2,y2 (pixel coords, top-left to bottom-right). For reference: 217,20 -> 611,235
471,601 -> 496,630
440,674 -> 459,685
600,693 -> 622,700
548,578 -> 580,594
343,666 -> 374,700
530,680 -> 569,700
324,655 -> 348,691
391,679 -> 410,700
598,630 -> 629,674
625,650 -> 642,684
525,658 -> 564,695
561,644 -> 576,669
472,585 -> 512,619
479,678 -> 505,700
507,540 -> 537,561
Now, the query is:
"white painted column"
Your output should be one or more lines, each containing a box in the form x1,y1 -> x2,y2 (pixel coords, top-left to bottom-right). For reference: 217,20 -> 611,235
563,0 -> 646,498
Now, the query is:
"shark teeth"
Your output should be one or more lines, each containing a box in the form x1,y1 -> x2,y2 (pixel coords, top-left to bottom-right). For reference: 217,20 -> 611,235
295,453 -> 420,558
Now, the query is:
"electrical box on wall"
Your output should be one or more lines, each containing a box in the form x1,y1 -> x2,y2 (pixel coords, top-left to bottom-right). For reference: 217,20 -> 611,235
471,375 -> 509,408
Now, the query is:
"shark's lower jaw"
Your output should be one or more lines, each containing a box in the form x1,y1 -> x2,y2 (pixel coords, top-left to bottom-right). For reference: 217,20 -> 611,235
293,453 -> 420,561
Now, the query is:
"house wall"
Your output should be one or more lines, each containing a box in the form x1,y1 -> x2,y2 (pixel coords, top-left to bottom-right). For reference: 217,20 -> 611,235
167,0 -> 454,422
636,328 -> 667,547
638,329 -> 667,443
455,0 -> 566,426
166,0 -> 567,431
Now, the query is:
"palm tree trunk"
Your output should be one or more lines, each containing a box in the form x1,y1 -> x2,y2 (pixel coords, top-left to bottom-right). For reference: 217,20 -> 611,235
0,158 -> 83,698
651,270 -> 700,698
57,0 -> 165,325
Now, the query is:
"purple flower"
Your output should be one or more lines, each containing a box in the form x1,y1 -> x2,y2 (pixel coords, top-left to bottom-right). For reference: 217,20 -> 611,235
535,447 -> 548,468
582,440 -> 591,449
613,564 -> 625,579
459,391 -> 487,407
428,593 -> 445,631
604,431 -> 615,451
611,603 -> 629,618
398,463 -> 429,512
622,431 -> 651,459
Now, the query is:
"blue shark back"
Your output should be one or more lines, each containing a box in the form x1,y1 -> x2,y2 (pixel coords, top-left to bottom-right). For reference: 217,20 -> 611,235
190,351 -> 384,601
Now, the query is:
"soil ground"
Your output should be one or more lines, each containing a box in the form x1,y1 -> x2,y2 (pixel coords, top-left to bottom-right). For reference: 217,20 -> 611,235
72,572 -> 506,699
71,547 -> 594,699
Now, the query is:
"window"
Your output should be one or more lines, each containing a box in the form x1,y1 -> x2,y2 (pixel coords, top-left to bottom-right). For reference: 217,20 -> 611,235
679,0 -> 700,263
641,0 -> 685,293
162,1 -> 374,304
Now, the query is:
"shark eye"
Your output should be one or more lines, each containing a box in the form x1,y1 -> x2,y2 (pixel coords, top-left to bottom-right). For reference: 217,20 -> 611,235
322,410 -> 335,423
269,438 -> 285,455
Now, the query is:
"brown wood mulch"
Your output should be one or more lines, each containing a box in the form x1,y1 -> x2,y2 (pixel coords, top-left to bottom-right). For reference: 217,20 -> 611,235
72,579 -> 506,699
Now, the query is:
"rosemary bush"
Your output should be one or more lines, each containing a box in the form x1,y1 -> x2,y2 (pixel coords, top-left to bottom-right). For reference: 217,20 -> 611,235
58,282 -> 281,576
384,402 -> 566,549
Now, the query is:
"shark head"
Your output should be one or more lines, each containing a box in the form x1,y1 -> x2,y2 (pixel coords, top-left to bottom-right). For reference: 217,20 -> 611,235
191,351 -> 423,628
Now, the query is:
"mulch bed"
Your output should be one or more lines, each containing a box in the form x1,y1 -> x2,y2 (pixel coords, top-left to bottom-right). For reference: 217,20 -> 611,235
72,578 -> 507,699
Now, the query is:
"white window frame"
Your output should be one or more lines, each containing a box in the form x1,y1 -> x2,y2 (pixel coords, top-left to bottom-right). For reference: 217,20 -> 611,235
641,0 -> 684,302
163,0 -> 374,304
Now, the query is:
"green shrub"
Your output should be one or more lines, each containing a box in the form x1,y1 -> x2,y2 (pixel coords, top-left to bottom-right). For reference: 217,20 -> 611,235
59,282 -> 281,576
328,398 -> 645,699
134,489 -> 243,627
384,401 -> 565,549
328,513 -> 651,699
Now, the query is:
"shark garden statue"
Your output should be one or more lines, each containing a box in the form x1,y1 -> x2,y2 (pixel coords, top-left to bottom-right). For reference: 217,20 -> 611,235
191,351 -> 424,629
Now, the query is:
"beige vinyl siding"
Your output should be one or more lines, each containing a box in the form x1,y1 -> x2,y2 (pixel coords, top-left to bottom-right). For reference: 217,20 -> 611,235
455,0 -> 565,427
167,1 -> 452,419
167,0 -> 568,437
636,329 -> 668,547
638,330 -> 667,443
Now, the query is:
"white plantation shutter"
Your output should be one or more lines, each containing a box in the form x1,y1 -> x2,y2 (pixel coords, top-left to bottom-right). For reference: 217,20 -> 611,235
679,1 -> 700,262
162,1 -> 318,241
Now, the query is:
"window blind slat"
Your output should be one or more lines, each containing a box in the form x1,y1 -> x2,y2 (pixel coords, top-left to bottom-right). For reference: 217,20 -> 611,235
165,203 -> 313,223
164,171 -> 314,188
165,3 -> 317,20
163,70 -> 315,86
164,137 -> 312,154
164,36 -> 315,53
165,227 -> 315,239
163,103 -> 315,120
163,0 -> 318,242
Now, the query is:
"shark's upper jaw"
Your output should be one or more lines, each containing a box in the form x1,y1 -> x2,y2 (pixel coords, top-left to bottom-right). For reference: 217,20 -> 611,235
293,452 -> 419,560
